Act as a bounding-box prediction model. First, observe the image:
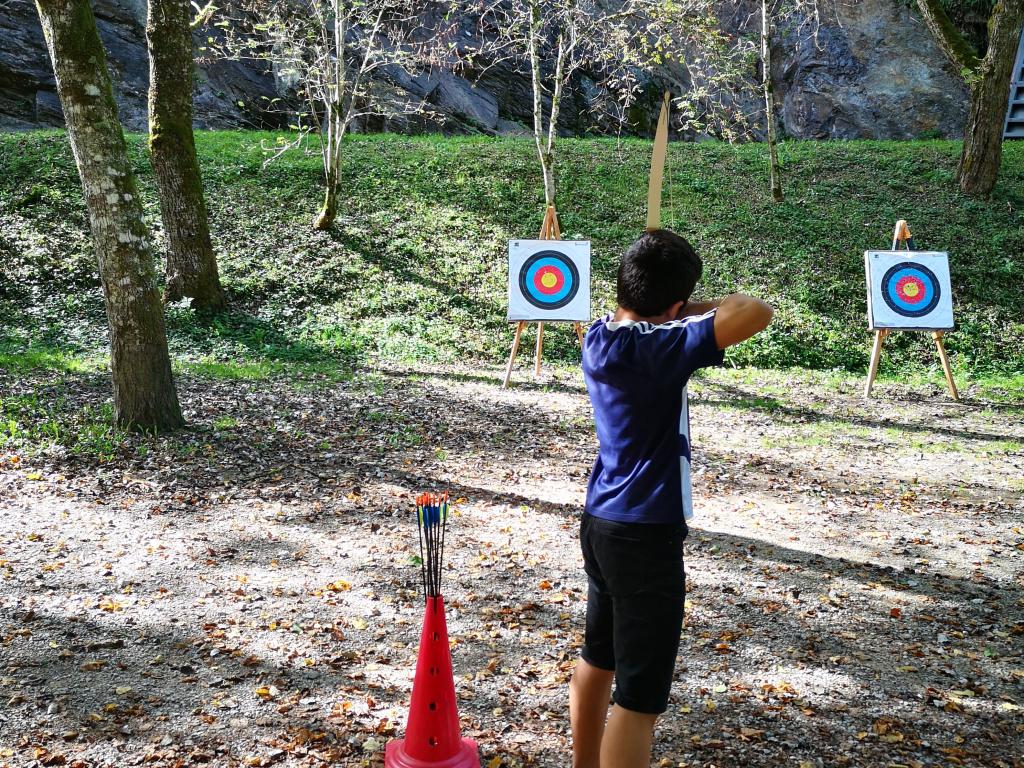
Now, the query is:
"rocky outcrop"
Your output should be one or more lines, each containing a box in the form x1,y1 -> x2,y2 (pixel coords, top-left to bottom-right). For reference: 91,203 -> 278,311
771,0 -> 970,139
0,0 -> 971,139
0,0 -> 280,131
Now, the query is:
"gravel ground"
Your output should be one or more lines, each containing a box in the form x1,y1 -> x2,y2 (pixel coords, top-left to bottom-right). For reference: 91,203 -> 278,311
1,361 -> 1022,768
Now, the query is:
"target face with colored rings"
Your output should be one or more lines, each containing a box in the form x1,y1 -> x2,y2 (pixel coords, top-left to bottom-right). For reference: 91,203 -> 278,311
864,250 -> 953,331
519,251 -> 580,310
881,262 -> 941,317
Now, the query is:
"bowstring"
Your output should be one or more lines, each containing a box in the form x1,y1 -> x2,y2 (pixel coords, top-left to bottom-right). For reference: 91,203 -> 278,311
666,109 -> 675,232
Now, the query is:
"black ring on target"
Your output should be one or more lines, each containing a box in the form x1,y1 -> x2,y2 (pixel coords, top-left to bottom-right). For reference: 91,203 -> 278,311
519,250 -> 580,311
881,261 -> 941,318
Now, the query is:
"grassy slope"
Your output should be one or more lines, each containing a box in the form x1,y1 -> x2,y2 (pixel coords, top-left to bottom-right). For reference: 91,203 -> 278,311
1,130 -> 1023,378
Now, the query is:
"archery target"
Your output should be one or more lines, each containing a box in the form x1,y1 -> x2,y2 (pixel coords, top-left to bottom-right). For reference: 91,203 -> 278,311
509,240 -> 590,321
865,251 -> 953,330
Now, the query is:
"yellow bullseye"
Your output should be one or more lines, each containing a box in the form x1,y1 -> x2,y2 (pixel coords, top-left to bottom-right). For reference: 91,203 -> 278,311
902,283 -> 920,298
540,272 -> 558,289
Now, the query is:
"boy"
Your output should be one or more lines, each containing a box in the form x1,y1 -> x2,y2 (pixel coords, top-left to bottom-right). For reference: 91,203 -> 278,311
570,229 -> 773,768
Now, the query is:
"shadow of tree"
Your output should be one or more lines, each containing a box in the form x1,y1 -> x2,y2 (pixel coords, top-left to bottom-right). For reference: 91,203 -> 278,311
3,360 -> 1022,766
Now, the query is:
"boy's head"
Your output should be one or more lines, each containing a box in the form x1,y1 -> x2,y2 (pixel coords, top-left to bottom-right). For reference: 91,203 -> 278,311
617,229 -> 703,317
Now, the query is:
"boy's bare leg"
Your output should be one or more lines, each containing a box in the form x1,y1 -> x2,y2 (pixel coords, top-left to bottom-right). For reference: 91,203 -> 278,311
569,658 -> 614,768
601,705 -> 658,768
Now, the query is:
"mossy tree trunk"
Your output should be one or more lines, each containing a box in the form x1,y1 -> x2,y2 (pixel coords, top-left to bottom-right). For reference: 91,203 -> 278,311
147,0 -> 225,309
916,0 -> 1024,197
957,2 -> 1024,196
313,163 -> 340,230
35,0 -> 184,431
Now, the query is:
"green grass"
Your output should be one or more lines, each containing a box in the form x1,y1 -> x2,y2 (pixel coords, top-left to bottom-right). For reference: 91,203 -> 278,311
0,393 -> 126,461
1,130 -> 1023,379
702,364 -> 1024,404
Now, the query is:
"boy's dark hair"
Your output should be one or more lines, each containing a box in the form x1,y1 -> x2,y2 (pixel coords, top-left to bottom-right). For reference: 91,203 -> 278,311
617,229 -> 703,316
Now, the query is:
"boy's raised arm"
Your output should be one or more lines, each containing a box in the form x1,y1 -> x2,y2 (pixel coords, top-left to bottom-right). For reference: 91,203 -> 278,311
709,293 -> 774,349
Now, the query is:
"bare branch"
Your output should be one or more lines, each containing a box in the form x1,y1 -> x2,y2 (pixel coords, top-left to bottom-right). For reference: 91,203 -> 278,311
190,1 -> 217,30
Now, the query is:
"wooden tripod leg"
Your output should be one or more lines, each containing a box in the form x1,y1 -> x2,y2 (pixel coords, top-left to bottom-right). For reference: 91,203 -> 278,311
539,206 -> 554,239
502,321 -> 526,389
864,329 -> 887,398
573,322 -> 585,347
932,331 -> 960,400
534,322 -> 544,377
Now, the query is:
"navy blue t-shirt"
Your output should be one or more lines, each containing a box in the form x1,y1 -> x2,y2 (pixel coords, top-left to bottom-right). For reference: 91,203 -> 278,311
582,310 -> 724,524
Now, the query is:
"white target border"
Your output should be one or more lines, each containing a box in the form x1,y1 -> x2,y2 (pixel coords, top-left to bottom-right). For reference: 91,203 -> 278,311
508,239 -> 591,322
865,250 -> 954,331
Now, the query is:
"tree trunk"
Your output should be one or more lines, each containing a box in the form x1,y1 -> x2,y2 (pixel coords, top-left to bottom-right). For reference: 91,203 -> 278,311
541,34 -> 566,210
540,158 -> 556,207
762,0 -> 784,202
314,106 -> 343,230
36,0 -> 184,432
915,0 -> 1024,197
526,2 -> 564,211
957,0 -> 1024,196
147,0 -> 225,310
314,164 -> 339,230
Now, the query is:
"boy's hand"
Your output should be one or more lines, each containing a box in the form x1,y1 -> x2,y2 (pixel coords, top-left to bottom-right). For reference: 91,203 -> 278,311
710,294 -> 773,349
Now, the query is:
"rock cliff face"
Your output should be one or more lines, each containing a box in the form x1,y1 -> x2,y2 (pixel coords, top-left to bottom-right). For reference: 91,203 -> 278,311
771,1 -> 970,139
0,0 -> 969,139
0,0 -> 281,131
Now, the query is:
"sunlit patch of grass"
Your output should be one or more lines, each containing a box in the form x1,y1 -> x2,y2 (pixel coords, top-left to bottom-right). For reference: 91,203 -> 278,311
189,357 -> 353,384
702,365 -> 1024,405
213,415 -> 238,430
387,426 -> 424,447
0,344 -> 353,385
774,433 -> 833,448
714,394 -> 786,413
750,404 -> 1022,455
0,394 -> 126,461
178,358 -> 279,380
0,346 -> 107,375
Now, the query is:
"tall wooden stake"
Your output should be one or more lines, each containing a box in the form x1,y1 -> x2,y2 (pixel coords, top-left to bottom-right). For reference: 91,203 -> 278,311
933,330 -> 960,400
502,322 -> 526,389
864,328 -> 888,398
534,322 -> 545,377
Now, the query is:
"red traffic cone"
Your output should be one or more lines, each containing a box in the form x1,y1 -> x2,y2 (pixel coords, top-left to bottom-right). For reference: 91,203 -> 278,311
386,595 -> 479,768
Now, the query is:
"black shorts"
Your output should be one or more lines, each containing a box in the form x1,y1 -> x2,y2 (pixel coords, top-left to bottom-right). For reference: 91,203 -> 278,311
580,512 -> 687,715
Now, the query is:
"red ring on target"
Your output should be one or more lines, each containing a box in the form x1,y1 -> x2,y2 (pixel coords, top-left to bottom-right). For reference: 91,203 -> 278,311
895,275 -> 926,304
533,266 -> 565,295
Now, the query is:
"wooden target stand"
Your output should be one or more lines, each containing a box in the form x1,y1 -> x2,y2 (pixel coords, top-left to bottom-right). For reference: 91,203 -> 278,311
501,205 -> 586,389
864,219 -> 959,400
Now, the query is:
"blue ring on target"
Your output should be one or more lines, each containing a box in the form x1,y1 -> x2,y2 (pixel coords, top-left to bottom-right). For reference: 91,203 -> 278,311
881,261 -> 940,318
519,250 -> 580,310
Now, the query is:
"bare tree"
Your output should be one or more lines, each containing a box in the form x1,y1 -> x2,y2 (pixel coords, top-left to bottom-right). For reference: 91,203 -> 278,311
217,0 -> 448,230
761,0 -> 784,202
734,0 -> 826,203
35,0 -> 184,431
148,0 -> 226,310
457,0 -> 753,215
914,0 -> 1024,197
